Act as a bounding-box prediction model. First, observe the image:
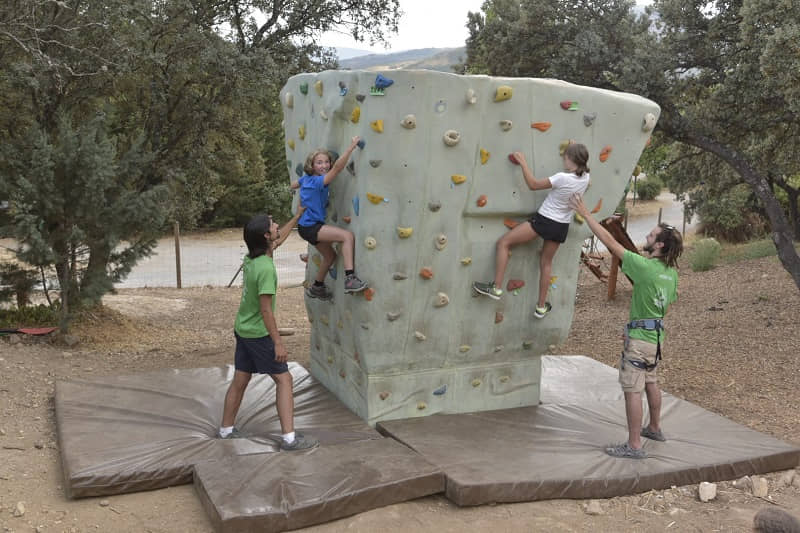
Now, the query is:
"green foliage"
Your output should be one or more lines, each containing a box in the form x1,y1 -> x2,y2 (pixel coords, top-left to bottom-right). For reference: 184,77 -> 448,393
690,238 -> 722,272
0,303 -> 59,329
720,239 -> 779,264
634,175 -> 663,202
0,263 -> 40,308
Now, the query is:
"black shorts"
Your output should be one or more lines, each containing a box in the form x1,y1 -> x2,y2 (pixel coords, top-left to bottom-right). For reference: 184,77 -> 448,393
298,223 -> 324,245
528,212 -> 570,243
234,332 -> 288,375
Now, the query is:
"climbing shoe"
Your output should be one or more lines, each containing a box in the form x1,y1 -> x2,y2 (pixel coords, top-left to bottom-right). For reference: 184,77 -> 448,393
219,427 -> 243,439
280,434 -> 319,451
473,281 -> 503,300
344,274 -> 368,293
533,302 -> 552,319
605,442 -> 647,459
306,283 -> 333,301
640,427 -> 667,442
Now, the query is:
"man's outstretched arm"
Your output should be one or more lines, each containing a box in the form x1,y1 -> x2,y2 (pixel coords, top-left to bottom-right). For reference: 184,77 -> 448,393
569,193 -> 626,261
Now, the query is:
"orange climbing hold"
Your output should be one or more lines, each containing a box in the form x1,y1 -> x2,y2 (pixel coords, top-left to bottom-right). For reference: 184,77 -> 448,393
342,215 -> 351,223
364,287 -> 375,301
599,145 -> 613,162
504,218 -> 519,229
366,192 -> 385,204
495,311 -> 504,324
591,198 -> 603,214
506,279 -> 525,291
419,267 -> 434,280
477,195 -> 487,207
531,122 -> 551,132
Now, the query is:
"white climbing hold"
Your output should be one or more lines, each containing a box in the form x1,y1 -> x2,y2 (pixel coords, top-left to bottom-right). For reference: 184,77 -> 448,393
443,130 -> 461,146
364,236 -> 377,249
414,331 -> 426,341
319,110 -> 328,121
401,114 -> 417,129
466,88 -> 477,104
643,112 -> 656,132
434,292 -> 450,307
434,234 -> 447,251
285,92 -> 294,108
499,120 -> 513,131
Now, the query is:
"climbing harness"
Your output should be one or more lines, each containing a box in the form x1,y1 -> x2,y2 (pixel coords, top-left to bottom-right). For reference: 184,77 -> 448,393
621,318 -> 664,371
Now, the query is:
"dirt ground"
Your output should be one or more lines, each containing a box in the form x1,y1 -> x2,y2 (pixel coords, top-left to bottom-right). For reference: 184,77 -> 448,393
2,232 -> 800,531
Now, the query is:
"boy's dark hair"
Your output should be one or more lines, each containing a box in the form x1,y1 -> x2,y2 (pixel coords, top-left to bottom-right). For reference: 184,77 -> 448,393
564,143 -> 590,177
243,214 -> 272,258
656,223 -> 683,268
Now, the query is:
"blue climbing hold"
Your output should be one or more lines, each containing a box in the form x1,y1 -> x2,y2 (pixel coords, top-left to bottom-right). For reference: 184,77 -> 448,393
339,81 -> 347,96
329,267 -> 337,280
356,139 -> 366,149
374,74 -> 394,90
352,195 -> 360,216
295,163 -> 304,177
433,385 -> 447,396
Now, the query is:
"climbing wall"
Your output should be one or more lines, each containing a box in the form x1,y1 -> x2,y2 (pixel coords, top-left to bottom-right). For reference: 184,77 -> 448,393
281,70 -> 659,425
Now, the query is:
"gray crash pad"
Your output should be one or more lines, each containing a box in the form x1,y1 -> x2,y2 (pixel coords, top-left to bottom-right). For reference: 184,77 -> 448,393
378,356 -> 800,506
55,364 -> 379,498
194,438 -> 445,533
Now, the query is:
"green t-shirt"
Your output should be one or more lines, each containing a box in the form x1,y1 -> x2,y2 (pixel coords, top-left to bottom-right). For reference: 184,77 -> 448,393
621,250 -> 678,344
234,254 -> 277,338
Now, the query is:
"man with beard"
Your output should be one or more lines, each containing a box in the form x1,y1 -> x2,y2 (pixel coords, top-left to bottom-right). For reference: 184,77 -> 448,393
571,193 -> 683,459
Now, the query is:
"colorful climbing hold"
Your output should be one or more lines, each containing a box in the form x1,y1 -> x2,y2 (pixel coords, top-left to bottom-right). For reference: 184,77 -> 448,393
351,107 -> 360,123
433,385 -> 447,396
504,218 -> 519,229
494,85 -> 513,102
339,370 -> 346,379
417,402 -> 427,410
312,254 -> 321,267
460,257 -> 472,266
352,195 -> 360,216
327,355 -> 334,364
314,80 -> 323,96
379,391 -> 390,400
591,198 -> 603,214
338,81 -> 347,96
419,267 -> 433,280
298,124 -> 305,140
299,253 -> 308,263
583,112 -> 597,127
459,345 -> 471,353
374,74 -> 394,90
451,174 -> 466,185
299,83 -> 308,95
560,100 -> 580,111
370,86 -> 385,96
471,379 -> 482,388
508,153 -> 520,165
599,145 -> 613,162
287,139 -> 295,150
356,139 -> 366,149
500,119 -> 513,131
397,226 -> 413,238
443,130 -> 461,146
574,213 -> 585,224
364,287 -> 375,301
531,122 -> 552,132
366,192 -> 385,204
295,163 -> 304,177
401,115 -> 417,129
559,139 -> 574,156
370,119 -> 384,133
355,93 -> 366,102
633,165 -> 642,177
285,92 -> 294,108
506,279 -> 525,291
476,195 -> 488,207
342,216 -> 351,224
495,311 -> 504,324
329,267 -> 337,280
364,236 -> 377,249
550,276 -> 558,286
480,148 -> 490,165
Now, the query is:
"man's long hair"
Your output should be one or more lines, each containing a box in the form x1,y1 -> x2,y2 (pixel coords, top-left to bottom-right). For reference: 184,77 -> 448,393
243,214 -> 272,258
656,223 -> 683,268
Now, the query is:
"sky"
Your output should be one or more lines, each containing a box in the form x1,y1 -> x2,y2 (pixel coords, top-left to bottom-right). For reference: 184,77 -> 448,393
319,0 -> 653,55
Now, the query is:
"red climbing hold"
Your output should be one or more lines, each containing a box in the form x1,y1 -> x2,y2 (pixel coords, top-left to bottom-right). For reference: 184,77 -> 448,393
508,153 -> 520,165
506,279 -> 525,291
477,195 -> 487,207
419,267 -> 434,280
560,101 -> 573,110
364,287 -> 375,301
504,218 -> 519,229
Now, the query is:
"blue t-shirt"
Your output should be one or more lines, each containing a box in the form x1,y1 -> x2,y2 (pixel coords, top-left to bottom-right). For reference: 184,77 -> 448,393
297,174 -> 328,226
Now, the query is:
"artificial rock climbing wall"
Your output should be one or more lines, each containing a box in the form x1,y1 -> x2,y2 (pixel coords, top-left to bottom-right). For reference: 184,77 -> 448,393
282,70 -> 659,425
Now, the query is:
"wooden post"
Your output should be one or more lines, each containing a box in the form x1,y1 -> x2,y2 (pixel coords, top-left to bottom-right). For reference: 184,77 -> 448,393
607,255 -> 620,300
658,207 -> 663,225
682,207 -> 687,236
174,221 -> 182,289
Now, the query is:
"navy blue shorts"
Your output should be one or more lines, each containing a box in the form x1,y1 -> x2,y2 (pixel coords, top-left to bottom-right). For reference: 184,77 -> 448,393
529,212 -> 570,243
234,332 -> 288,375
298,223 -> 324,245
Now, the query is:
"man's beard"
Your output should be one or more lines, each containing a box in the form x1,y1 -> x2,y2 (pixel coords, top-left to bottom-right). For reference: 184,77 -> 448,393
643,242 -> 654,254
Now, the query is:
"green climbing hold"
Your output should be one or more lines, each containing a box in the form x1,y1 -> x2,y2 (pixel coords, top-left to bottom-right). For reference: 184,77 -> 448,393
299,82 -> 308,95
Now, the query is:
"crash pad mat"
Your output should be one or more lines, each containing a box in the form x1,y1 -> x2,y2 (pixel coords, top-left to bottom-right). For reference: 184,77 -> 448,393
378,356 -> 800,506
55,363 -> 380,498
193,437 -> 445,533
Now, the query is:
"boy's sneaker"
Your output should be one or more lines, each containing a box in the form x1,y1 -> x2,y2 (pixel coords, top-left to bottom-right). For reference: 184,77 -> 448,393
306,283 -> 333,301
473,281 -> 503,300
280,434 -> 319,451
533,302 -> 552,319
219,427 -> 243,439
344,274 -> 368,293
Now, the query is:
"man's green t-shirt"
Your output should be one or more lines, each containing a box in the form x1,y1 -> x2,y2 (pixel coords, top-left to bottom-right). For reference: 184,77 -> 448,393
234,255 -> 277,338
621,250 -> 678,344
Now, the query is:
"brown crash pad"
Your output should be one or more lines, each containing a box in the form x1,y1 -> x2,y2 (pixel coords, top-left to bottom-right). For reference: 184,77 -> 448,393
378,356 -> 800,506
55,364 -> 379,498
194,438 -> 445,533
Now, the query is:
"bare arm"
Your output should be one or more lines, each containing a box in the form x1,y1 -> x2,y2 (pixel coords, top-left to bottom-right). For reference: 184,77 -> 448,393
323,136 -> 360,186
290,180 -> 299,189
272,205 -> 305,250
514,152 -> 552,190
569,193 -> 627,260
260,294 -> 287,362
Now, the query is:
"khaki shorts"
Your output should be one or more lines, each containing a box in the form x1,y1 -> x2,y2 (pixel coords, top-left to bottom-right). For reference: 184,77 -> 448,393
619,337 -> 659,393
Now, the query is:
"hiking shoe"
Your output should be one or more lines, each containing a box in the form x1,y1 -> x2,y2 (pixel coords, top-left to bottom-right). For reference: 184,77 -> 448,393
641,427 -> 666,442
306,283 -> 333,301
219,428 -> 243,439
533,302 -> 552,319
473,281 -> 503,300
280,434 -> 319,451
605,442 -> 647,459
344,274 -> 368,293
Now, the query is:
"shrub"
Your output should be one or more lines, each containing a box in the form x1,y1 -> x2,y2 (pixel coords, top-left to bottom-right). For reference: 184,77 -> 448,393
0,262 -> 40,308
690,238 -> 722,272
634,175 -> 663,201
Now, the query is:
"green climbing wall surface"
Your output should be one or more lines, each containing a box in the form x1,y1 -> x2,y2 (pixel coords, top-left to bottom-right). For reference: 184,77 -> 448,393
282,70 -> 659,425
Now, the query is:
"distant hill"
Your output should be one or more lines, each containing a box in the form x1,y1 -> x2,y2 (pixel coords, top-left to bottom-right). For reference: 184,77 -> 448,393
332,47 -> 377,60
339,47 -> 466,73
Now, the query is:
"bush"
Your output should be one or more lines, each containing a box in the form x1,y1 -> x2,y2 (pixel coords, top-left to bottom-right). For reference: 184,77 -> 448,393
634,175 -> 663,201
0,303 -> 59,328
690,238 -> 722,272
0,262 -> 40,308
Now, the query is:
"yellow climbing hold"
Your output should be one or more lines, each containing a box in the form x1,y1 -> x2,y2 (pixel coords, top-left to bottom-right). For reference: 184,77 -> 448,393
312,254 -> 321,267
285,92 -> 294,108
351,107 -> 360,123
550,276 -> 558,285
417,402 -> 427,410
471,379 -> 482,387
366,192 -> 385,204
480,148 -> 490,165
459,345 -> 471,353
370,119 -> 384,133
314,80 -> 323,96
298,124 -> 305,140
460,257 -> 472,266
574,213 -> 585,224
559,139 -> 575,156
287,139 -> 295,150
451,174 -> 466,185
494,85 -> 513,102
397,226 -> 413,238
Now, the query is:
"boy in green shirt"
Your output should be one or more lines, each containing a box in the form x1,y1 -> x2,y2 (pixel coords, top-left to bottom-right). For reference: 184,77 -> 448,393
219,207 -> 318,451
571,193 -> 683,459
